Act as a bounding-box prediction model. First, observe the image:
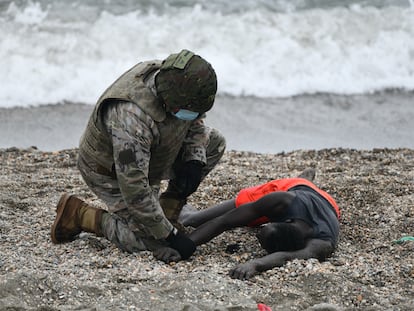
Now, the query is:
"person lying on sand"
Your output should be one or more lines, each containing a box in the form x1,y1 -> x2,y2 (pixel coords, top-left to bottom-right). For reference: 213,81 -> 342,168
156,168 -> 340,280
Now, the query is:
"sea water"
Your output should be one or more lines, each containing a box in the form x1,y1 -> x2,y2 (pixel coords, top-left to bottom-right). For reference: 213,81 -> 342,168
0,0 -> 413,152
1,0 -> 413,107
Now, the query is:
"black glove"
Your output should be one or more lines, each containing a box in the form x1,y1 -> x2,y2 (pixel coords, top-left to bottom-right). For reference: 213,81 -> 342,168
173,160 -> 204,198
153,247 -> 181,263
166,229 -> 196,260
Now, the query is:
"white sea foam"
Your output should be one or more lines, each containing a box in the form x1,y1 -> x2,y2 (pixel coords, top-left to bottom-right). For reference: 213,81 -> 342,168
0,1 -> 413,107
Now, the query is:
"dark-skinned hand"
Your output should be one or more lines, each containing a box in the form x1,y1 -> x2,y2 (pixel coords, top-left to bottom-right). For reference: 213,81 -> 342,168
229,262 -> 259,280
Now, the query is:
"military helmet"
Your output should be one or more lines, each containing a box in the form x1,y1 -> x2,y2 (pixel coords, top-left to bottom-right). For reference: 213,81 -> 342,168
155,49 -> 217,113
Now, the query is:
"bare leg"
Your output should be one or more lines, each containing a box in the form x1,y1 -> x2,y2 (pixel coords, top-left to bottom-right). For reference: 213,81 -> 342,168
178,199 -> 236,228
298,168 -> 316,182
180,168 -> 315,228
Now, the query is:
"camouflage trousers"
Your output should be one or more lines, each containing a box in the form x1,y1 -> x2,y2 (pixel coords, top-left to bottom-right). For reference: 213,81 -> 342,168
77,128 -> 226,253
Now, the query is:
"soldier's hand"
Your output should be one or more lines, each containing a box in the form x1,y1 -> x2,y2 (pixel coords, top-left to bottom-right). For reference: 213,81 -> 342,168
229,262 -> 259,280
153,247 -> 181,263
166,229 -> 196,260
174,160 -> 203,198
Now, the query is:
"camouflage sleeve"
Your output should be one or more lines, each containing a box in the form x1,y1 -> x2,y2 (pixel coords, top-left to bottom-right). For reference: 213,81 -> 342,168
104,102 -> 173,240
181,113 -> 209,164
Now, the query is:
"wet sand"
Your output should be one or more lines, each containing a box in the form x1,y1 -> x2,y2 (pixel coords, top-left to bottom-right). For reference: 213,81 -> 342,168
0,91 -> 413,153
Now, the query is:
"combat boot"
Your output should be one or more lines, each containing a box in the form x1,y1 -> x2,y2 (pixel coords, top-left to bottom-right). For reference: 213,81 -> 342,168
159,191 -> 187,229
51,193 -> 105,244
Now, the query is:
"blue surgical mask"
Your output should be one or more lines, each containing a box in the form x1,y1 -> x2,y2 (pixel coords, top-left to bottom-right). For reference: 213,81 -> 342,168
173,109 -> 199,121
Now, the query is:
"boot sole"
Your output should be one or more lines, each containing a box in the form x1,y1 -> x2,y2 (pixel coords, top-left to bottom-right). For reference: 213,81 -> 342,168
50,193 -> 72,244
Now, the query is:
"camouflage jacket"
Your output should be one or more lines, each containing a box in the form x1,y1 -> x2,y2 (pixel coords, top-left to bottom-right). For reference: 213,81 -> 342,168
79,60 -> 209,239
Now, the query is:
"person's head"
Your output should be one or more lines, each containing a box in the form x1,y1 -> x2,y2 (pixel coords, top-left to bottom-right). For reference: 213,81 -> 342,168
155,49 -> 217,118
256,222 -> 308,253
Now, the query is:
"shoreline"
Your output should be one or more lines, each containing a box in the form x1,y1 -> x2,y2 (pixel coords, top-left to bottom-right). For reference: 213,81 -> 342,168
1,147 -> 413,310
1,91 -> 414,153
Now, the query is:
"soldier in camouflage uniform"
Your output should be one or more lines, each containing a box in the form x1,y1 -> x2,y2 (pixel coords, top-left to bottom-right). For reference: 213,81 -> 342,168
51,49 -> 226,262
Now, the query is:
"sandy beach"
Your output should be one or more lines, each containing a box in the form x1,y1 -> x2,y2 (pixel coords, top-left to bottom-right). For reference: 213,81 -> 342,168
1,146 -> 413,310
1,91 -> 413,153
2,2 -> 413,308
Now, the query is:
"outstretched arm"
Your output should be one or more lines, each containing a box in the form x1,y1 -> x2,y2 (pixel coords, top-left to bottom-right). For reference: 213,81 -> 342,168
229,238 -> 334,280
189,191 -> 295,245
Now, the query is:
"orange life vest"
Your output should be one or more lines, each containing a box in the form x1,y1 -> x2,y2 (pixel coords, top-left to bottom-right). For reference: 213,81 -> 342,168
235,178 -> 340,227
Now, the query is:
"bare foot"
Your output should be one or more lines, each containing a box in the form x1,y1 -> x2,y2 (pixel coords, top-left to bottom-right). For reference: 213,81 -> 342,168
298,168 -> 316,182
178,204 -> 198,227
